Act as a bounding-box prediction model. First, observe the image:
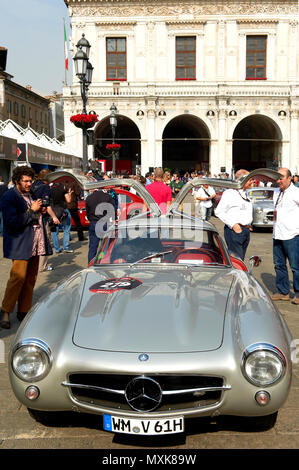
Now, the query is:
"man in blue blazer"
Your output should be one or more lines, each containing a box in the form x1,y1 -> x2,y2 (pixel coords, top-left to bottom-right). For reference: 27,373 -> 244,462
0,166 -> 52,329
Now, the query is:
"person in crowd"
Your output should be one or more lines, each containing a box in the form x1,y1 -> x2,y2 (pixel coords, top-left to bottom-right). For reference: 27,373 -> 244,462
85,187 -> 115,264
86,170 -> 95,180
194,182 -> 216,221
0,176 -> 8,236
130,174 -> 146,194
145,167 -> 172,214
193,171 -> 204,213
102,172 -> 119,219
293,175 -> 299,188
214,169 -> 253,261
170,172 -> 184,200
32,169 -> 60,271
271,168 -> 299,304
163,171 -> 172,186
182,172 -> 191,184
0,166 -> 52,329
65,180 -> 86,242
49,181 -> 74,254
145,172 -> 153,185
139,175 -> 146,187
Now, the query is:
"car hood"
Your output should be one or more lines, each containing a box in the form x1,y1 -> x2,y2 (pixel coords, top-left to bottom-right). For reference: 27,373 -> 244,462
252,200 -> 274,209
73,267 -> 234,353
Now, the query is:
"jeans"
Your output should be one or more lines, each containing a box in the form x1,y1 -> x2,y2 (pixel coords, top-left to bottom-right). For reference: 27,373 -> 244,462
88,220 -> 101,264
273,236 -> 299,296
198,205 -> 212,221
69,208 -> 85,241
51,209 -> 71,253
224,225 -> 250,261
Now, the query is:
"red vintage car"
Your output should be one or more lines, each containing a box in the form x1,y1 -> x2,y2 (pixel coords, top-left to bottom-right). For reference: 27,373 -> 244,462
72,187 -> 144,228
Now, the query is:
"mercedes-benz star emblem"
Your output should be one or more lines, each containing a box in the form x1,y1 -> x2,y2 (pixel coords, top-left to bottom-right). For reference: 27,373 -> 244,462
125,376 -> 162,412
138,353 -> 149,362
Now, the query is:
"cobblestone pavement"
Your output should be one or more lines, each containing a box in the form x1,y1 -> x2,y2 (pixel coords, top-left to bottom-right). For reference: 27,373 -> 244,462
0,214 -> 298,450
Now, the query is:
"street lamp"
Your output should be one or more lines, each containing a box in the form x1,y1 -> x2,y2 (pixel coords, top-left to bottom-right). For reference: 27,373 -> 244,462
73,34 -> 93,173
110,103 -> 118,175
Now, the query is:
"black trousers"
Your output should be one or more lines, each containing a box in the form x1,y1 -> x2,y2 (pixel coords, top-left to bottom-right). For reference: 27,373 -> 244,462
69,208 -> 85,241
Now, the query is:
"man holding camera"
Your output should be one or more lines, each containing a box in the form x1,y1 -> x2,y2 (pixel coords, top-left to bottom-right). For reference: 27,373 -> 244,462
32,169 -> 60,271
0,166 -> 52,329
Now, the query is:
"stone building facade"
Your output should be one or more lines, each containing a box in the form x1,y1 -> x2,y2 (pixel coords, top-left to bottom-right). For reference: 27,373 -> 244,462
63,0 -> 299,175
0,71 -> 50,136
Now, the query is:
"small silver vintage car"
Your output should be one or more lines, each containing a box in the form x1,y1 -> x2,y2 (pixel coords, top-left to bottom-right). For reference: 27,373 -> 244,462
246,187 -> 276,229
8,169 -> 292,436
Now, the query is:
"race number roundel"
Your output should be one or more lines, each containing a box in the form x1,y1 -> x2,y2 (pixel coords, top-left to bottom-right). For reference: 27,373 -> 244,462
89,277 -> 142,294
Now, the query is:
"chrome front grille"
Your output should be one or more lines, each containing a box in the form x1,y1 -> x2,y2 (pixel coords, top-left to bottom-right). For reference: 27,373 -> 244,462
63,374 -> 229,412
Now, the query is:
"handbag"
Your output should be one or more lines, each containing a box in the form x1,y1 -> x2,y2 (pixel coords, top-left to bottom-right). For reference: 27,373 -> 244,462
48,206 -> 68,231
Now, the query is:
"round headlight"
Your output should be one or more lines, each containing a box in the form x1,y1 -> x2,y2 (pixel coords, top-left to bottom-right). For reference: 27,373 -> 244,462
242,344 -> 286,386
12,339 -> 52,382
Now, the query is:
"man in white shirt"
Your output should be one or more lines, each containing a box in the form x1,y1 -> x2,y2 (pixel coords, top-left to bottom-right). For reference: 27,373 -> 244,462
271,168 -> 299,304
215,169 -> 253,260
195,183 -> 216,221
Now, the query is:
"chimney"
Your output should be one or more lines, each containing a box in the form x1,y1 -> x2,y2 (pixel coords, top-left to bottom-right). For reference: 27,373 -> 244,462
0,47 -> 8,71
26,85 -> 32,91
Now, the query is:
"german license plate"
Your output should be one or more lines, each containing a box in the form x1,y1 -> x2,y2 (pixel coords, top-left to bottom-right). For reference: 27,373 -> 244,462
103,414 -> 184,435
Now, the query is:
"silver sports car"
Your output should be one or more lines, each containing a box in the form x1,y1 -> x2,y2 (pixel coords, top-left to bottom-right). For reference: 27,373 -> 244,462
8,169 -> 293,436
246,187 -> 276,229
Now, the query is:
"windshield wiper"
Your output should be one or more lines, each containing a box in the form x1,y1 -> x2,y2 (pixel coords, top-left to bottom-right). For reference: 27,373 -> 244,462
131,250 -> 173,265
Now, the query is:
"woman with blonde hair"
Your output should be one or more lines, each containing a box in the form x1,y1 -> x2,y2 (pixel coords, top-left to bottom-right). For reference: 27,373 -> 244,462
163,170 -> 171,186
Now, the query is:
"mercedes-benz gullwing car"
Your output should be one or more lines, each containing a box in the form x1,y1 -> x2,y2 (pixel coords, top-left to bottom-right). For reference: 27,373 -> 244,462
246,187 -> 276,229
9,169 -> 293,436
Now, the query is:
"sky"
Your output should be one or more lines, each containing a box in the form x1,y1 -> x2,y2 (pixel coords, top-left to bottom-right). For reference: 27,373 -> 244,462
1,0 -> 72,95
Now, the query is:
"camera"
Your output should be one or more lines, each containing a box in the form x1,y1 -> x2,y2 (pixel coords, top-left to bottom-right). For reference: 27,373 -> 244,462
41,197 -> 50,207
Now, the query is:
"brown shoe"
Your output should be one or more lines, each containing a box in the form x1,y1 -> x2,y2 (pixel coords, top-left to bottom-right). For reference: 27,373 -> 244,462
291,297 -> 299,305
0,309 -> 10,329
271,293 -> 290,301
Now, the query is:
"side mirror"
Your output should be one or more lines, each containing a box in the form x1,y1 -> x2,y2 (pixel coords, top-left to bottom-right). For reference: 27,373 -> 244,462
249,255 -> 262,274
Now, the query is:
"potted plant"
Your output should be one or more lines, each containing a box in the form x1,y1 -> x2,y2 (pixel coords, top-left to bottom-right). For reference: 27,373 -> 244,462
70,113 -> 99,129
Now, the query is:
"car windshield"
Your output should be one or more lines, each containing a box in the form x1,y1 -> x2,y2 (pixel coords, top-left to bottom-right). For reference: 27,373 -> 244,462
95,226 -> 230,266
246,189 -> 274,201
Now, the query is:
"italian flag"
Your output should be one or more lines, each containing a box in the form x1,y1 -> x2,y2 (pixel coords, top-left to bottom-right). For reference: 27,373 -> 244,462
64,24 -> 69,71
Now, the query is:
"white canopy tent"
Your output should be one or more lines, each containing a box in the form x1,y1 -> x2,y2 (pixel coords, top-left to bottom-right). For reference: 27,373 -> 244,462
0,119 -> 82,169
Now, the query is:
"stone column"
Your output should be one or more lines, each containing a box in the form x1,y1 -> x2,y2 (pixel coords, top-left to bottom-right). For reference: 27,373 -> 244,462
289,108 -> 298,172
147,108 -> 156,169
218,106 -> 228,173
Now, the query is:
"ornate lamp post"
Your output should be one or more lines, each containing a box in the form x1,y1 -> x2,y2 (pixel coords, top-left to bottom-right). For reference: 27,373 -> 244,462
109,103 -> 118,176
73,34 -> 94,173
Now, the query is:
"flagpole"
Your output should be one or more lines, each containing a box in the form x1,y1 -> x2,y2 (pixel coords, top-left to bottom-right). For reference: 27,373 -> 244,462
63,17 -> 68,86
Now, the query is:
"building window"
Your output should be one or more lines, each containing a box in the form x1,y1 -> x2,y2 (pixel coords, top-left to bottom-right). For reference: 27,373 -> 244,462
6,99 -> 12,114
176,36 -> 196,80
106,37 -> 126,81
14,102 -> 19,115
246,35 -> 267,80
21,104 -> 26,118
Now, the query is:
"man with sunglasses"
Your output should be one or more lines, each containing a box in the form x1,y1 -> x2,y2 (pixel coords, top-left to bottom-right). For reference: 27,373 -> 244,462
271,168 -> 299,304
